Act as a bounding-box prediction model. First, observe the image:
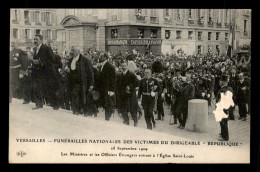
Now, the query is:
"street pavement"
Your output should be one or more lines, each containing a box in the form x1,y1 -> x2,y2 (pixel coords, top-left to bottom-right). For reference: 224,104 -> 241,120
9,98 -> 250,143
9,98 -> 250,163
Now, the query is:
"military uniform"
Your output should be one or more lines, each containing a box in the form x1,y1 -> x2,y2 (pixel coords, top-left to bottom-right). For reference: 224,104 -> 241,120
138,77 -> 161,130
155,75 -> 166,120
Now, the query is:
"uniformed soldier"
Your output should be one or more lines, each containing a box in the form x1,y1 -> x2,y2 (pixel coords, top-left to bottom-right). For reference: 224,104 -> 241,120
138,68 -> 161,130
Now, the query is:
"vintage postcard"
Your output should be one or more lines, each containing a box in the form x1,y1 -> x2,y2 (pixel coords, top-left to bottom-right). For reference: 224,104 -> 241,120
9,8 -> 251,163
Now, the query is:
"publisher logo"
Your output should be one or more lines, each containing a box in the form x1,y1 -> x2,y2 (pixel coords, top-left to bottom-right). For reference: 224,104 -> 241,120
16,151 -> 27,157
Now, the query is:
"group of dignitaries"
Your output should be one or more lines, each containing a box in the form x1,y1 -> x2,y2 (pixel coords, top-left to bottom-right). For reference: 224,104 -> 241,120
10,35 -> 250,141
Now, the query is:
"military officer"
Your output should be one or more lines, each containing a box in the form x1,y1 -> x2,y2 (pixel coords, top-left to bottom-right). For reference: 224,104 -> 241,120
138,68 -> 161,130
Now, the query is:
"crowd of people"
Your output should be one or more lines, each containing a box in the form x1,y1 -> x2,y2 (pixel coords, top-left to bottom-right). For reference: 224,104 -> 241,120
10,34 -> 251,141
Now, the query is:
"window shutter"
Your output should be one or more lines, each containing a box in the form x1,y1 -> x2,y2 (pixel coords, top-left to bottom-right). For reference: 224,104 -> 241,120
52,30 -> 56,40
144,9 -> 147,16
18,10 -> 22,21
19,29 -> 24,39
30,11 -> 34,22
51,13 -> 54,24
192,9 -> 195,19
11,9 -> 15,20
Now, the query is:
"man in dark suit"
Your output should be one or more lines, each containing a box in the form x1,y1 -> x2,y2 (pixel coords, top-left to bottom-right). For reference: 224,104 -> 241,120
236,72 -> 249,121
97,53 -> 116,121
31,34 -> 59,110
228,66 -> 239,120
138,68 -> 161,130
118,62 -> 139,126
175,74 -> 195,129
66,46 -> 94,115
10,41 -> 24,102
216,74 -> 234,141
19,50 -> 32,104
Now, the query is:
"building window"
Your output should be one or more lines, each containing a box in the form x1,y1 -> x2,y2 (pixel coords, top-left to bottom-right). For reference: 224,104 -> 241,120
188,31 -> 193,40
208,32 -> 212,40
198,31 -> 202,41
165,9 -> 170,16
216,32 -> 220,40
137,29 -> 144,38
176,31 -> 181,40
176,9 -> 181,20
25,29 -> 30,39
208,9 -> 212,22
13,28 -> 18,39
47,29 -> 51,39
165,30 -> 171,39
198,45 -> 202,54
111,29 -> 118,39
244,20 -> 247,35
188,9 -> 192,19
36,29 -> 41,35
225,33 -> 229,40
151,30 -> 157,38
24,11 -> 30,24
137,9 -> 142,16
46,12 -> 51,25
14,10 -> 18,21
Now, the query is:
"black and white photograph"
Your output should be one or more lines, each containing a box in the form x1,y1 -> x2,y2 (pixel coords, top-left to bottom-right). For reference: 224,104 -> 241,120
9,8 -> 251,163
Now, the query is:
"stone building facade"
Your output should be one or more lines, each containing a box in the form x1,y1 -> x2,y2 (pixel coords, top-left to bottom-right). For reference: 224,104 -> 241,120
10,8 -> 61,51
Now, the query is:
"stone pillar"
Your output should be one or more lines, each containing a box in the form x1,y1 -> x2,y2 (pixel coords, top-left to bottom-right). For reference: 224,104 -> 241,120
96,21 -> 106,52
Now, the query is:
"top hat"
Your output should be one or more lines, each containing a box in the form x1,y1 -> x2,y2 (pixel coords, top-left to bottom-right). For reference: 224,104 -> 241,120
220,74 -> 229,82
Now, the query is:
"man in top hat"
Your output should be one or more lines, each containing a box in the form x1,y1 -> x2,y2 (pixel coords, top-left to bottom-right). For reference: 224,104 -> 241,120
31,34 -> 60,110
66,46 -> 94,115
96,53 -> 116,121
138,68 -> 161,130
215,74 -> 234,141
228,66 -> 239,120
175,74 -> 195,129
118,62 -> 139,126
236,72 -> 249,121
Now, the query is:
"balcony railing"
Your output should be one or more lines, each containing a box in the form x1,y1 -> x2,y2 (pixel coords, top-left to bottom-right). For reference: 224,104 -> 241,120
207,21 -> 213,27
150,16 -> 159,24
176,19 -> 183,25
35,22 -> 42,25
164,17 -> 172,25
12,20 -> 19,24
188,36 -> 193,40
197,20 -> 204,27
216,23 -> 222,28
24,20 -> 31,25
176,36 -> 181,40
111,15 -> 117,21
46,22 -> 52,26
198,37 -> 203,41
225,23 -> 230,28
188,19 -> 196,26
135,15 -> 146,23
